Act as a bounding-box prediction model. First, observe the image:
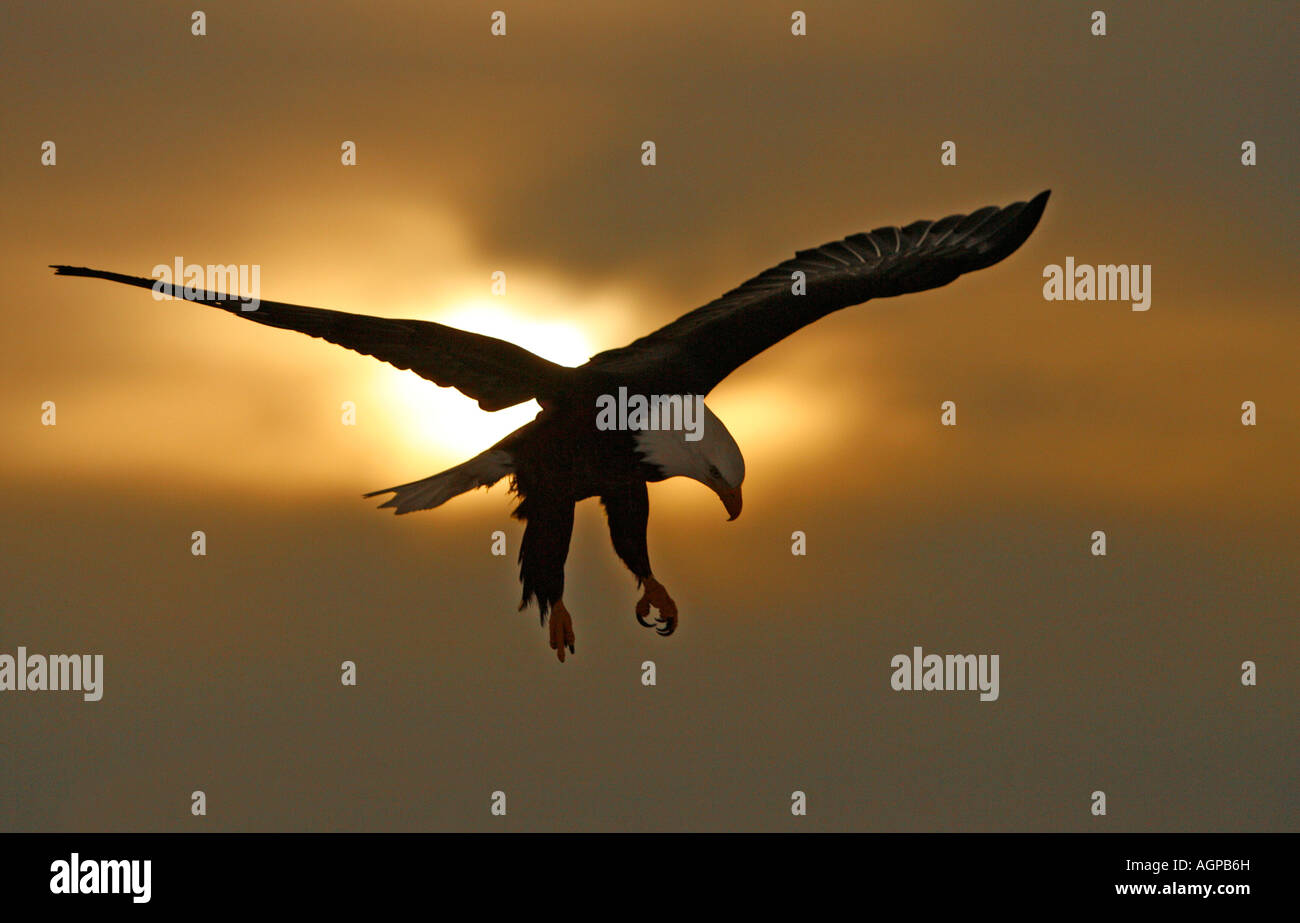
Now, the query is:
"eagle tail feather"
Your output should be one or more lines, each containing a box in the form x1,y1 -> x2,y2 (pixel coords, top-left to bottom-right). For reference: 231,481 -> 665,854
364,449 -> 513,515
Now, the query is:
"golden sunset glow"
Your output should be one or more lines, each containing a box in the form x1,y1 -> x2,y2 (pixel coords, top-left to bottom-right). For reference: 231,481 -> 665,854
380,300 -> 591,461
2,0 -> 1293,835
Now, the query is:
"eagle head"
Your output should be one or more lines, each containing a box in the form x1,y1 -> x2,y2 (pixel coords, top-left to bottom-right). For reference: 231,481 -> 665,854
634,401 -> 745,521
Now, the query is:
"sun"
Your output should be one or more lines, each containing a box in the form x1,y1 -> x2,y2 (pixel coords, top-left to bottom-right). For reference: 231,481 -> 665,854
383,299 -> 595,463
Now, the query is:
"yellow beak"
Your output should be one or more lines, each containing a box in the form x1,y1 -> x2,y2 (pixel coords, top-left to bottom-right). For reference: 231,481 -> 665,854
717,484 -> 743,521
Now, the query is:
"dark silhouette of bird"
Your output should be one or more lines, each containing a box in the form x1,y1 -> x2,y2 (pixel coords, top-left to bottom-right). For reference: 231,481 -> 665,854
53,190 -> 1049,661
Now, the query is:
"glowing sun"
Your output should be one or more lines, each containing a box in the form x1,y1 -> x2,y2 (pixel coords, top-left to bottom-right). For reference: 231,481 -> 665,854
384,299 -> 595,462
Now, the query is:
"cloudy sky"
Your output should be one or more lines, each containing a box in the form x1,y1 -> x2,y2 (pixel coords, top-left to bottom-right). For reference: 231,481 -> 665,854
1,1 -> 1295,830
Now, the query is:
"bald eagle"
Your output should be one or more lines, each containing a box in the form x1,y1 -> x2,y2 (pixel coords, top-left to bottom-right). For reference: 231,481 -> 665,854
52,190 -> 1048,661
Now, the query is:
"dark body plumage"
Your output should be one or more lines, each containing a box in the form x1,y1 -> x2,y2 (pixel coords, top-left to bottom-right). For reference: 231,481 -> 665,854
53,190 -> 1049,659
497,395 -> 660,617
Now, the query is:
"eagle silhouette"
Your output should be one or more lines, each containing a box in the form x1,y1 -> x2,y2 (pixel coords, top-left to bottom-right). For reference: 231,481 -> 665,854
53,190 -> 1049,661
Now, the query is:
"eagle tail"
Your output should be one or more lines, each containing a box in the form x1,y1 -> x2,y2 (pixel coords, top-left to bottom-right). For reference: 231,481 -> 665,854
364,449 -> 513,515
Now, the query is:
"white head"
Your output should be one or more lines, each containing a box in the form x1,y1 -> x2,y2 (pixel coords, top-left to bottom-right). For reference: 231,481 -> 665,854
633,402 -> 745,520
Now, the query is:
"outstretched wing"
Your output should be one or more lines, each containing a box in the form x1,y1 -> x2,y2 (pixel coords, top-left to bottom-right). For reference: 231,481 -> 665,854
50,266 -> 571,411
584,190 -> 1050,395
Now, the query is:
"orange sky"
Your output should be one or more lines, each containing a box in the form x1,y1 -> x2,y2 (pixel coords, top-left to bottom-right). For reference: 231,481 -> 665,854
0,1 -> 1294,831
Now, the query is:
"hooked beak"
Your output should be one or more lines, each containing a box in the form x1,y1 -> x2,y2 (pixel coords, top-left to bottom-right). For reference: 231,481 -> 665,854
717,484 -> 743,521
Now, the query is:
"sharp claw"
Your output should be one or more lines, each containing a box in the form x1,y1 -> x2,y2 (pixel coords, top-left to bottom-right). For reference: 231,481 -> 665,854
635,593 -> 655,627
546,600 -> 575,662
635,579 -> 679,637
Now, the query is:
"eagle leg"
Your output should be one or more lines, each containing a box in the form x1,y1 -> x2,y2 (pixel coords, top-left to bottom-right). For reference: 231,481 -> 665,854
635,576 -> 678,637
548,599 -> 576,662
598,484 -> 678,635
